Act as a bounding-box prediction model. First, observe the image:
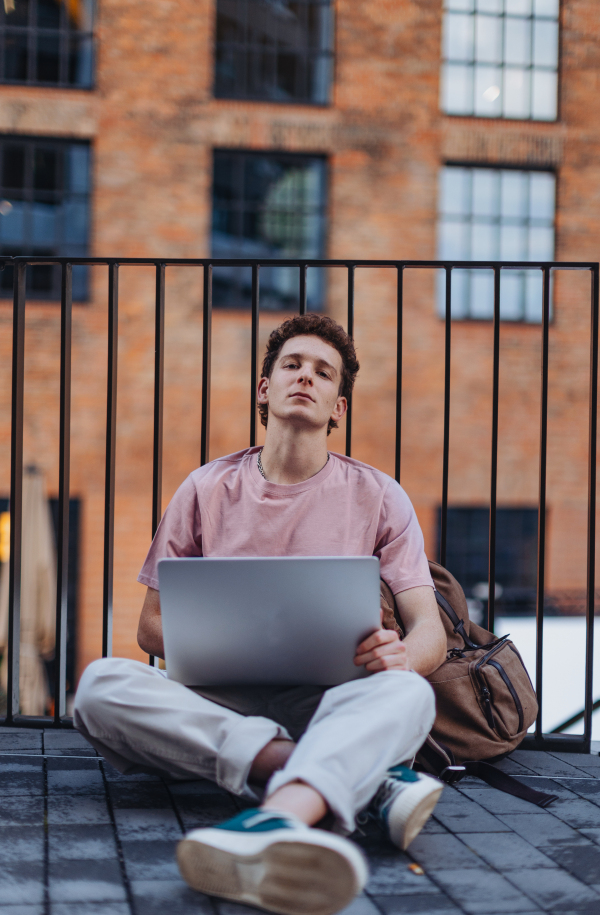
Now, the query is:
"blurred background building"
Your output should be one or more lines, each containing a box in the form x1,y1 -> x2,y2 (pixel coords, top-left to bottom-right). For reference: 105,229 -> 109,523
0,0 -> 597,720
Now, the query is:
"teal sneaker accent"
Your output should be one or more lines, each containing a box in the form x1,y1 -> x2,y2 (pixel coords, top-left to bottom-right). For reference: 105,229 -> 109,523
388,764 -> 420,782
215,808 -> 296,833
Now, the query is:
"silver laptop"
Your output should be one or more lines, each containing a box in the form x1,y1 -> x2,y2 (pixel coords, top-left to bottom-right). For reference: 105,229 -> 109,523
158,556 -> 381,686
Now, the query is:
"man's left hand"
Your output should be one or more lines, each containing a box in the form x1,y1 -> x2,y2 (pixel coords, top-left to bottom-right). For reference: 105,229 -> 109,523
354,628 -> 409,672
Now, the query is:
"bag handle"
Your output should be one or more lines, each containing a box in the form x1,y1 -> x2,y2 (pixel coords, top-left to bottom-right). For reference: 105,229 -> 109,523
434,590 -> 481,650
462,761 -> 558,808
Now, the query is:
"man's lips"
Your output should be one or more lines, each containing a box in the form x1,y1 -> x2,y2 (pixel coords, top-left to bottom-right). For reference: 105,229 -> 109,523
290,392 -> 314,402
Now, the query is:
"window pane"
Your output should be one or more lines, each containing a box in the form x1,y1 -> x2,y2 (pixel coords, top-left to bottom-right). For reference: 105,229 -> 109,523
63,200 -> 88,244
475,13 -> 502,63
441,62 -> 473,114
500,271 -> 524,320
36,34 -> 61,82
4,31 -> 29,80
528,225 -> 554,260
501,170 -> 528,218
3,145 -> 25,189
451,269 -> 469,317
66,145 -> 89,194
500,223 -> 527,260
529,172 -> 555,220
68,34 -> 93,87
533,0 -> 559,15
440,167 -> 471,216
470,270 -> 494,319
534,19 -> 558,67
444,12 -> 474,61
471,222 -> 497,260
504,17 -> 531,67
447,0 -> 474,10
503,67 -> 531,118
506,0 -> 532,13
439,218 -> 470,259
476,0 -> 502,12
34,147 -> 58,191
474,64 -> 502,115
5,0 -> 30,26
532,68 -> 557,120
31,202 -> 57,245
472,169 -> 499,217
0,201 -> 25,243
524,270 -> 544,322
37,0 -> 61,29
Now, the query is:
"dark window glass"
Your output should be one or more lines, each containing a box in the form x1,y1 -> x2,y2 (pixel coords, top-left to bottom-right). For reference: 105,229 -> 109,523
0,0 -> 94,88
215,0 -> 332,104
212,149 -> 327,310
440,506 -> 538,616
0,137 -> 91,300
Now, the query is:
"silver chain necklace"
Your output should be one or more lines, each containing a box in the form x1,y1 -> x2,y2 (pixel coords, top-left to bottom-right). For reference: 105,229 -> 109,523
257,449 -> 329,480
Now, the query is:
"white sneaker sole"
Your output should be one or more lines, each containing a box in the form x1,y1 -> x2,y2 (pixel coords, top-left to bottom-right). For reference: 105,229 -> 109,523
177,826 -> 368,915
387,778 -> 443,850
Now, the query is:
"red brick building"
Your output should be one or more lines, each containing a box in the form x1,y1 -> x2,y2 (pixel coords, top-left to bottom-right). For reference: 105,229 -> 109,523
0,0 -> 597,697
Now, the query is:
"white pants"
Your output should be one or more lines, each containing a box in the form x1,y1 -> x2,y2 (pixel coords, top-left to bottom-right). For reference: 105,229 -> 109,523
74,658 -> 435,834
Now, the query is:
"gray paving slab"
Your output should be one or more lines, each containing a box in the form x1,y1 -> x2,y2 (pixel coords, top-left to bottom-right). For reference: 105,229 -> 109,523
0,758 -> 44,796
432,795 -> 512,834
0,732 -> 42,751
559,777 -> 600,806
129,879 -> 214,914
547,752 -> 600,772
510,750 -> 590,778
504,867 -> 600,912
50,905 -> 131,915
496,811 -> 595,847
46,795 -> 111,825
107,781 -> 174,809
43,730 -> 95,749
457,786 -> 545,815
430,869 -> 542,913
48,824 -> 117,862
365,850 -> 442,896
456,831 -> 558,871
407,833 -> 487,870
0,796 -> 44,825
0,862 -> 45,905
337,895 -> 383,915
46,757 -> 105,796
172,793 -> 240,831
0,825 -> 44,862
48,859 -> 127,904
370,895 -> 464,914
580,828 -> 600,846
113,806 -> 183,840
120,838 -> 182,881
539,843 -> 600,885
0,906 -> 43,914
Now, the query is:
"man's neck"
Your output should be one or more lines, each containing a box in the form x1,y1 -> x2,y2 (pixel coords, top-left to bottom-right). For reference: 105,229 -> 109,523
259,425 -> 330,484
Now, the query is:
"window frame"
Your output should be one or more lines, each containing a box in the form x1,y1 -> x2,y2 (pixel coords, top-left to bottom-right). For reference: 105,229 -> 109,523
0,133 -> 92,302
0,0 -> 95,90
440,0 -> 561,123
213,0 -> 334,107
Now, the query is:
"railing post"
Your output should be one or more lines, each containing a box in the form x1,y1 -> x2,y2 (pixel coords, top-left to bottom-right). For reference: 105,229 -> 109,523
150,263 -> 165,667
440,266 -> 452,568
535,266 -> 551,740
583,264 -> 599,747
7,261 -> 26,722
102,263 -> 119,658
395,265 -> 403,484
345,266 -> 355,457
299,263 -> 307,316
487,267 -> 501,633
200,264 -> 212,467
250,264 -> 260,448
54,262 -> 72,720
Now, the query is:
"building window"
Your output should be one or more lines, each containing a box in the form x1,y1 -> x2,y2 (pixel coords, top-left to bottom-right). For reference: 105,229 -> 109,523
437,165 -> 555,321
440,507 -> 538,616
212,150 -> 327,310
215,0 -> 333,104
441,0 -> 559,121
0,136 -> 91,300
0,0 -> 94,88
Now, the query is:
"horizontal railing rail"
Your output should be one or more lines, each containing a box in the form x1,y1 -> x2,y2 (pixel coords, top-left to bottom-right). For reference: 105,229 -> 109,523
1,256 -> 598,753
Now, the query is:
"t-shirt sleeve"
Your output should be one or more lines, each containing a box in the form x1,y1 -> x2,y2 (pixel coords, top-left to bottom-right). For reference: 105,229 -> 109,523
375,480 -> 434,594
137,474 -> 202,590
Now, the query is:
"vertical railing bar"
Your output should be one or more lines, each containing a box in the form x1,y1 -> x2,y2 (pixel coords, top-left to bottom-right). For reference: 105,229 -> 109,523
345,266 -> 355,457
250,264 -> 260,448
395,266 -> 403,484
488,267 -> 501,633
535,266 -> 550,740
299,263 -> 307,316
149,263 -> 165,668
440,267 -> 452,567
583,264 -> 599,747
7,261 -> 26,722
54,263 -> 72,721
102,263 -> 119,659
200,264 -> 212,466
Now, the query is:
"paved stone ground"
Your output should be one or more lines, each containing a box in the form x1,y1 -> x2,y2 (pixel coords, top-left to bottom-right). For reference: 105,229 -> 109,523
1,729 -> 600,915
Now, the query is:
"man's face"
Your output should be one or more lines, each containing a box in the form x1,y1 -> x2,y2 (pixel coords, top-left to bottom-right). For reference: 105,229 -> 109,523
257,335 -> 347,432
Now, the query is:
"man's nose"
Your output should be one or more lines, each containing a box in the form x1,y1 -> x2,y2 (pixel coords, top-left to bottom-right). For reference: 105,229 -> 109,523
298,365 -> 314,384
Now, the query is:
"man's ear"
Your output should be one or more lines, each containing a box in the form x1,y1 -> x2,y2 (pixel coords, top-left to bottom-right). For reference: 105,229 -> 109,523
257,376 -> 269,404
330,396 -> 347,424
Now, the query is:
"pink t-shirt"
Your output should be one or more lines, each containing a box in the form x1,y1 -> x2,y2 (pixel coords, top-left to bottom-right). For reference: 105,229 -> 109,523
138,447 -> 434,595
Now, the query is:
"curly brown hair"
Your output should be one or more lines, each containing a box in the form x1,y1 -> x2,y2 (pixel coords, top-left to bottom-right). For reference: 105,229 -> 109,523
258,314 -> 359,435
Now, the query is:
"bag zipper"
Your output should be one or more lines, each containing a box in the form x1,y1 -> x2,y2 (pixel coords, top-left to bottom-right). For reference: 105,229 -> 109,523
474,636 -> 524,734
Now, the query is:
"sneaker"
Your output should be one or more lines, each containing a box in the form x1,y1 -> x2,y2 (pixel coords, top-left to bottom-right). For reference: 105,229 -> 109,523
177,808 -> 369,915
371,765 -> 443,850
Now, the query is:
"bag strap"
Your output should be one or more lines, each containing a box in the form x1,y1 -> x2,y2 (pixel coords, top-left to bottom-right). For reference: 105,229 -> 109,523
434,590 -> 481,650
461,761 -> 558,808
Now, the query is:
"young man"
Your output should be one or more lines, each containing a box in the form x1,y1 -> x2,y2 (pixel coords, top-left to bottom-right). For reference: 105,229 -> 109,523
74,314 -> 447,915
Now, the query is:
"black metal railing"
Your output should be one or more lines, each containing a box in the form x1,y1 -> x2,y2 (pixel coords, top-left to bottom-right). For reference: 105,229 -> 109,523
2,256 -> 598,755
